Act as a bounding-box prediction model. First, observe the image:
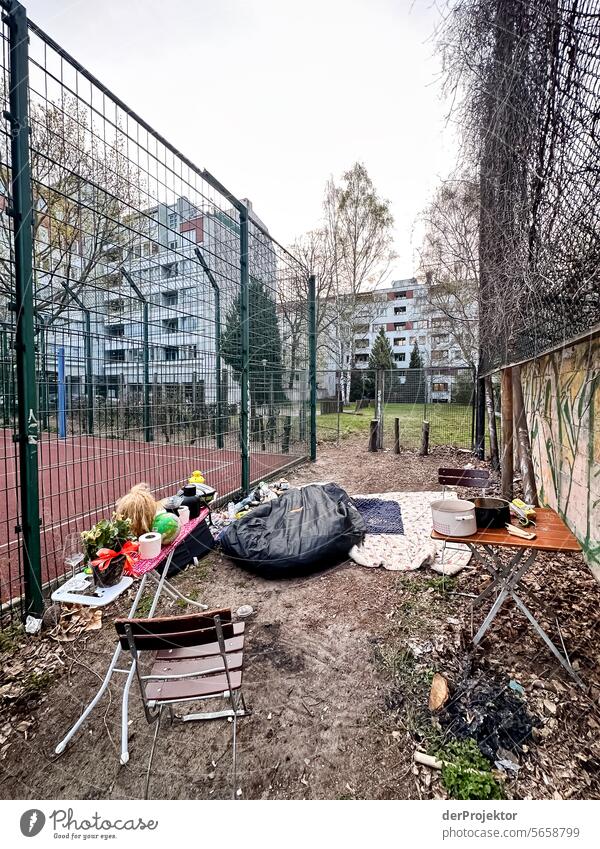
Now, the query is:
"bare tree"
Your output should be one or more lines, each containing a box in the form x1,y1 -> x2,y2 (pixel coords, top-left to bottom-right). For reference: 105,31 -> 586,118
417,175 -> 479,368
0,90 -> 142,327
323,163 -> 395,402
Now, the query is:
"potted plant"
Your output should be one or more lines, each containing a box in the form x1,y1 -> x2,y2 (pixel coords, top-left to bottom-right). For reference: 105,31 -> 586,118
81,515 -> 137,587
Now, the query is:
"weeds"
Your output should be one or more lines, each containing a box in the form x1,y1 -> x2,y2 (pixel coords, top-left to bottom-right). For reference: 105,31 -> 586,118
0,623 -> 24,656
436,739 -> 504,800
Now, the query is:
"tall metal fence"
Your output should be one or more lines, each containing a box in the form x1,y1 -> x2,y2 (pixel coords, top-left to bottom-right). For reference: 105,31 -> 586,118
0,0 -> 312,620
316,367 -> 476,450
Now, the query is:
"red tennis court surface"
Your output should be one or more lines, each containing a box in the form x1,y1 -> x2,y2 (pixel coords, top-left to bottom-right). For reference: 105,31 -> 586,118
0,432 -> 305,604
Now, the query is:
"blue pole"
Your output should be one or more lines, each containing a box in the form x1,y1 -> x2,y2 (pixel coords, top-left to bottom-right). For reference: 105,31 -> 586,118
58,346 -> 67,439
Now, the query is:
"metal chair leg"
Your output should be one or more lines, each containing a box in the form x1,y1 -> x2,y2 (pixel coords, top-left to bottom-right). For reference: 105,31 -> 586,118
231,711 -> 238,800
144,707 -> 163,800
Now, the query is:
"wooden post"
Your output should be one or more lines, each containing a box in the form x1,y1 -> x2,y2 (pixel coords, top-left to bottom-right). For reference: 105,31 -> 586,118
512,365 -> 538,505
485,375 -> 500,472
368,419 -> 379,452
394,417 -> 400,454
419,420 -> 430,456
501,367 -> 514,500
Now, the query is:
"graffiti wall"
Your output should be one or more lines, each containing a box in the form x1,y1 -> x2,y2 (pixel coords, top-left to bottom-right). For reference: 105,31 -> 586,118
521,336 -> 600,575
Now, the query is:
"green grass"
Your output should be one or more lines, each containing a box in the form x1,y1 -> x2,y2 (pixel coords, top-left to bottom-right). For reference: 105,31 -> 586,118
317,402 -> 474,449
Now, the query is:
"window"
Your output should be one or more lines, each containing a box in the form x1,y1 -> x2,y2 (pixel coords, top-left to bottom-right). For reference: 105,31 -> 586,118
431,317 -> 447,328
164,346 -> 178,361
394,353 -> 406,362
105,349 -> 125,363
433,333 -> 450,344
431,349 -> 449,363
162,290 -> 178,306
394,306 -> 406,315
161,262 -> 179,279
162,318 -> 179,333
129,349 -> 144,362
393,337 -> 406,346
419,335 -> 426,345
432,382 -> 449,393
413,320 -> 427,330
355,338 -> 369,349
168,212 -> 179,228
394,322 -> 406,330
409,336 -> 416,345
354,353 -> 368,363
394,291 -> 406,299
353,324 -> 369,334
168,240 -> 178,250
105,324 -> 125,337
186,344 -> 198,359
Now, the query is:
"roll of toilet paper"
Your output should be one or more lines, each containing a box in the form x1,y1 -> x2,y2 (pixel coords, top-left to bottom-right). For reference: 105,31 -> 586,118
138,532 -> 162,559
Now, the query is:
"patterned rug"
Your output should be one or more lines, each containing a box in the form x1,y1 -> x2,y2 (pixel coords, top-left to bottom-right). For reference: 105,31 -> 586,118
349,490 -> 472,575
353,497 -> 405,535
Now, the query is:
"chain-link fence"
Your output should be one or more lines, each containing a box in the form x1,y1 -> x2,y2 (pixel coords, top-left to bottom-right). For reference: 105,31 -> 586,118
442,0 -> 600,372
316,367 -> 476,450
0,2 -> 312,621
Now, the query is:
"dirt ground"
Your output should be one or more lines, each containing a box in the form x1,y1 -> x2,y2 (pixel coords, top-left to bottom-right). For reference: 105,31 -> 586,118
1,440 -> 599,800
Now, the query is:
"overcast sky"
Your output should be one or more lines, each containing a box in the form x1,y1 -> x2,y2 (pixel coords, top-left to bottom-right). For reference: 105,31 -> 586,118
25,0 -> 457,276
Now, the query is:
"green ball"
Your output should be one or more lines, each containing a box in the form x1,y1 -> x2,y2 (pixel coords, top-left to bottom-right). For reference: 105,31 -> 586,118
152,512 -> 180,545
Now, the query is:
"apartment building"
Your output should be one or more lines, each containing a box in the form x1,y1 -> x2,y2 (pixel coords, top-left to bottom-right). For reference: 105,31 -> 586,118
319,277 -> 477,402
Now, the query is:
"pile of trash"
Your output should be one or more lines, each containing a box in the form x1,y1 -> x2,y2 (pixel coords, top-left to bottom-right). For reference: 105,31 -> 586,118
438,663 -> 542,769
209,479 -> 291,541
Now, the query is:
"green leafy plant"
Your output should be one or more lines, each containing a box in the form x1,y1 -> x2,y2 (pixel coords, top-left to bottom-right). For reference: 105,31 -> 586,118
438,739 -> 504,800
80,514 -> 134,564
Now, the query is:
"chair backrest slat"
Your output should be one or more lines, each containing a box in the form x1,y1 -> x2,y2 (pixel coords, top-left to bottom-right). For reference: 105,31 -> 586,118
438,467 -> 490,487
115,610 -> 234,651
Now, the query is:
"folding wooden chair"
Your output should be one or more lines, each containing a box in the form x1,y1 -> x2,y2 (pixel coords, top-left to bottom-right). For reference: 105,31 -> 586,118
438,467 -> 490,498
437,467 -> 490,563
115,608 -> 249,799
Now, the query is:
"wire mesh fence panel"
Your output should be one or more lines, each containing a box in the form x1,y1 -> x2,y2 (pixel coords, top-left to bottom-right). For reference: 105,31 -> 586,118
316,368 -> 475,450
0,9 -> 311,619
443,0 -> 600,371
0,14 -> 25,618
244,227 -> 309,486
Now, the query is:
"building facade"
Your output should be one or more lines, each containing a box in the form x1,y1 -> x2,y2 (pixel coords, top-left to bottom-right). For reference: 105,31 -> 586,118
318,277 -> 477,403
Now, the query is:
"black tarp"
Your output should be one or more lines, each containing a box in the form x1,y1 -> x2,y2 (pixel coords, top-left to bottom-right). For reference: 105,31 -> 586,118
220,483 -> 365,577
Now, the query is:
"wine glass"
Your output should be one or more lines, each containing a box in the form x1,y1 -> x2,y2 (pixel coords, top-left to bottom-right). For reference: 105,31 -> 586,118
63,532 -> 84,578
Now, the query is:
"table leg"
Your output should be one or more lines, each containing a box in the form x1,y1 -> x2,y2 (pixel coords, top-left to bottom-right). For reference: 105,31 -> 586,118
511,593 -> 583,686
146,571 -> 208,611
55,575 -> 148,756
471,549 -> 536,643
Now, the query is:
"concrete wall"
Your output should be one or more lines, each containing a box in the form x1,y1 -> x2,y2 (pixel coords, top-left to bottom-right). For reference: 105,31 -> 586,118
521,336 -> 600,576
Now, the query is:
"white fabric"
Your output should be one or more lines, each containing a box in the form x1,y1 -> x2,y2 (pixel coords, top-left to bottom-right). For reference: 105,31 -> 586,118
349,490 -> 472,574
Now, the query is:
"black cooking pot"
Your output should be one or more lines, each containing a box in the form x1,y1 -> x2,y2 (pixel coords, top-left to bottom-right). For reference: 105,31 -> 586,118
474,497 -> 510,529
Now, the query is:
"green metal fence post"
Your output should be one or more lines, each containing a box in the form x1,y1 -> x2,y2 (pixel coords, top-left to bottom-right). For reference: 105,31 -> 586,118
475,366 -> 485,459
60,282 -> 94,435
84,311 -> 94,435
5,0 -> 44,617
194,247 -> 223,449
308,273 -> 317,461
239,204 -> 250,493
121,268 -> 152,442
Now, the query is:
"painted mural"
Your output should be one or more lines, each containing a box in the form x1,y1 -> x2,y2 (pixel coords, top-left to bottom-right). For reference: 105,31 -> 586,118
521,336 -> 600,575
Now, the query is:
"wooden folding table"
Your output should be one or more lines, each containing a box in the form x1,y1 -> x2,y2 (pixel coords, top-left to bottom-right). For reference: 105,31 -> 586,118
432,508 -> 583,685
